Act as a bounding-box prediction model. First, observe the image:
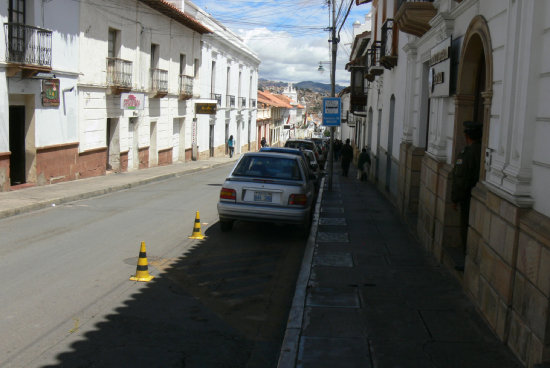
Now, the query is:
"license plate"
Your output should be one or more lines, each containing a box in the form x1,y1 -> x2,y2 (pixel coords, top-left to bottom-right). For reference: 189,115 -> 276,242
254,191 -> 272,202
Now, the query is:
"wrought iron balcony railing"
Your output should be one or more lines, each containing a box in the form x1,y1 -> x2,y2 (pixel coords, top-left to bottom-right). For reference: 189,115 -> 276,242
179,75 -> 193,100
4,23 -> 52,68
395,0 -> 436,37
150,68 -> 168,97
368,41 -> 384,77
211,93 -> 222,106
380,19 -> 398,69
107,57 -> 132,91
238,97 -> 247,109
226,95 -> 235,108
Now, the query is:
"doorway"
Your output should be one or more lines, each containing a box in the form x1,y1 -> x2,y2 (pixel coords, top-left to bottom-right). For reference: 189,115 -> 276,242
9,106 -> 26,185
150,121 -> 157,166
172,118 -> 184,162
106,118 -> 120,171
386,96 -> 395,192
209,124 -> 215,157
128,118 -> 138,170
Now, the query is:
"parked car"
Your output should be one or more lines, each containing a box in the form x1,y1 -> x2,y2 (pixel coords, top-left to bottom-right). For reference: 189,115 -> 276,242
284,139 -> 322,166
309,137 -> 328,167
217,152 -> 316,232
259,146 -> 320,191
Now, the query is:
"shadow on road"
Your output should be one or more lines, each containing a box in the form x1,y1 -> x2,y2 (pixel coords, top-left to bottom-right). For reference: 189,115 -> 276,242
43,221 -> 306,368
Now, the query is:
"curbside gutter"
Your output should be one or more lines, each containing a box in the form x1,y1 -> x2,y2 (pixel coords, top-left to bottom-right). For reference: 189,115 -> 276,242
277,176 -> 325,368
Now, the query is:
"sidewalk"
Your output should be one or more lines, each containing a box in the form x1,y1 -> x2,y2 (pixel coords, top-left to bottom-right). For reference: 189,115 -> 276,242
0,156 -> 237,220
278,164 -> 523,368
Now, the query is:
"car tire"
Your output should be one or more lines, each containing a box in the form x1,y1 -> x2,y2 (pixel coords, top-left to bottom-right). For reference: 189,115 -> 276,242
220,220 -> 233,232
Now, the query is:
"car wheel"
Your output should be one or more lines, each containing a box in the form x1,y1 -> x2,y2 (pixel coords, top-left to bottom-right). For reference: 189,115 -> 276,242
220,220 -> 233,232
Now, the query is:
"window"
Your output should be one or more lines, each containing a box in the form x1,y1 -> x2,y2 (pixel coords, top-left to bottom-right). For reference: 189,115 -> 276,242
211,61 -> 216,93
150,43 -> 159,69
9,0 -> 25,23
194,58 -> 199,78
179,54 -> 186,75
108,28 -> 119,58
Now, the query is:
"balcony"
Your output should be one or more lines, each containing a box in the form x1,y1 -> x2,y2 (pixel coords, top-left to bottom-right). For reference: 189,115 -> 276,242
107,57 -> 132,94
394,0 -> 437,37
238,97 -> 247,109
179,75 -> 193,100
211,93 -> 222,106
226,95 -> 235,109
367,41 -> 384,78
150,68 -> 168,98
4,23 -> 52,77
351,94 -> 367,113
380,19 -> 398,69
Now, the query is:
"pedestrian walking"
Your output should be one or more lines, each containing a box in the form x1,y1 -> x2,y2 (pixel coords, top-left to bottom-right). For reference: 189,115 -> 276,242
357,147 -> 371,181
228,135 -> 235,158
340,139 -> 354,177
451,121 -> 482,253
261,137 -> 267,148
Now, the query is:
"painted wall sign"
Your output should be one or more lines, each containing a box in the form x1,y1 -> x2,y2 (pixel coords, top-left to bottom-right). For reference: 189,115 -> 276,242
42,79 -> 60,107
195,102 -> 217,115
429,37 -> 451,98
121,93 -> 145,110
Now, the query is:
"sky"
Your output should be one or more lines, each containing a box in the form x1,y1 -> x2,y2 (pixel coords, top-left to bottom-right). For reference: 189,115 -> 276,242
190,0 -> 372,86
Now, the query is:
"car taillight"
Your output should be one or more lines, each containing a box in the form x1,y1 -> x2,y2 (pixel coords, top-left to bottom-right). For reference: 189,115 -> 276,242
220,187 -> 236,201
289,194 -> 307,206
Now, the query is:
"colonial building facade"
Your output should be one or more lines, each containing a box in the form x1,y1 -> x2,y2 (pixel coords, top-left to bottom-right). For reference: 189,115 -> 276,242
349,0 -> 550,366
0,0 -> 259,191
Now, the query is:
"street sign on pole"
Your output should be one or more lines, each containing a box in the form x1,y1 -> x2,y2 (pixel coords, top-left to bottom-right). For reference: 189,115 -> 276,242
322,97 -> 341,127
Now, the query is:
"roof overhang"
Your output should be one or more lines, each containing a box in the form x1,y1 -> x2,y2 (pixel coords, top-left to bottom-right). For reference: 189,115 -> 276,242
139,0 -> 212,34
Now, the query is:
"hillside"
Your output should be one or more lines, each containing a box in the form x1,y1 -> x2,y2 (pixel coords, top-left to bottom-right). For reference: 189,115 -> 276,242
258,79 -> 345,114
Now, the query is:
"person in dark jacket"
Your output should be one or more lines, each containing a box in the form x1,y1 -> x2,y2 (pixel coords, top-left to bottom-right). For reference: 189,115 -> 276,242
340,139 -> 354,177
452,121 -> 482,251
357,147 -> 371,181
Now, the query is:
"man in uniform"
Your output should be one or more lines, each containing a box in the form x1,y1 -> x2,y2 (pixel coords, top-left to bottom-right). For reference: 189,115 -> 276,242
452,121 -> 482,252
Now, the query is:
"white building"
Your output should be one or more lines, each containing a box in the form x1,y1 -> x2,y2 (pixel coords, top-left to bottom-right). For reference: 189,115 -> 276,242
0,0 -> 80,190
351,1 -> 550,366
0,0 -> 260,191
185,2 -> 260,158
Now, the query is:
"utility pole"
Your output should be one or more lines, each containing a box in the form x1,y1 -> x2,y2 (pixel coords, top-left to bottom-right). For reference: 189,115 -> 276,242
328,0 -> 338,191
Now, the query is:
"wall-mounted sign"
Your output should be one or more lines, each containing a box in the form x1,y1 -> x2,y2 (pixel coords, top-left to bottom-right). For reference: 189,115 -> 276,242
322,97 -> 341,126
121,93 -> 145,110
195,102 -> 217,115
429,37 -> 451,98
42,79 -> 60,107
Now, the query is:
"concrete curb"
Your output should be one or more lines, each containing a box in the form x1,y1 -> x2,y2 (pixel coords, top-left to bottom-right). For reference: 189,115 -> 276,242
277,176 -> 325,368
0,161 -> 231,220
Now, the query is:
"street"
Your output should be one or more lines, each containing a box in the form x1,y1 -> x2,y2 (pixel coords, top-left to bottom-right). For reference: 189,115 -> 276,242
0,164 -> 306,368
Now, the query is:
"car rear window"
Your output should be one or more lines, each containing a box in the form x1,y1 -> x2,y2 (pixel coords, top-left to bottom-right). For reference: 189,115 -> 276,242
233,156 -> 302,180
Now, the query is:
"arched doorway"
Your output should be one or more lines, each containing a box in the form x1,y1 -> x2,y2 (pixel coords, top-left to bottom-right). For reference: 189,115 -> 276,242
452,16 -> 493,256
453,15 -> 493,179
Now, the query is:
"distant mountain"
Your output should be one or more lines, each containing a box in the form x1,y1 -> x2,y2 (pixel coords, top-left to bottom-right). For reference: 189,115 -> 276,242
258,79 -> 345,95
295,81 -> 345,94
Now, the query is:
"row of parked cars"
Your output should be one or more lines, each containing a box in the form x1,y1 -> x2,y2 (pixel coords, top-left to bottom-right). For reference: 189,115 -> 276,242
217,138 -> 329,233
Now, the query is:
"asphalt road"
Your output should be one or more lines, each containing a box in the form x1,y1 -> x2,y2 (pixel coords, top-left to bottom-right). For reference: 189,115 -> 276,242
0,164 -> 307,368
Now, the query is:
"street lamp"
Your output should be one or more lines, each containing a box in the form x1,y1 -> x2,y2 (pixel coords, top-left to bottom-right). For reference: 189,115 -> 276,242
318,61 -> 331,74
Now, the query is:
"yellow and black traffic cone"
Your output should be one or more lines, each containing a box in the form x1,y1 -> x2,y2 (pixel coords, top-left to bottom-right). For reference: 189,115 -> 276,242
129,241 -> 155,282
188,211 -> 206,239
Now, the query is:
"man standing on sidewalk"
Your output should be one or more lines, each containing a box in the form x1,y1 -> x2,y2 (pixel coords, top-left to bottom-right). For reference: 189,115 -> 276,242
451,121 -> 482,252
340,139 -> 354,177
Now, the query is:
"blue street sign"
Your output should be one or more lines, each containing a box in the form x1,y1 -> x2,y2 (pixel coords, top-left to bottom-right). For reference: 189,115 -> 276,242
322,97 -> 341,126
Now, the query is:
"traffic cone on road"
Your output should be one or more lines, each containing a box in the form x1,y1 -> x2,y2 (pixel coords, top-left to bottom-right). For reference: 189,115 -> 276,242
129,241 -> 155,282
188,211 -> 206,239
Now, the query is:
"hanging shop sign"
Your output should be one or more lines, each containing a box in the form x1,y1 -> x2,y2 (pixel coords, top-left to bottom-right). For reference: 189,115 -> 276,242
42,79 -> 60,107
195,102 -> 217,115
121,93 -> 145,110
429,37 -> 451,98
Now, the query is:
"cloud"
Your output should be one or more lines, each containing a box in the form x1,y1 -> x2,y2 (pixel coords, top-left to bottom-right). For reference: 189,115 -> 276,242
192,0 -> 371,85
